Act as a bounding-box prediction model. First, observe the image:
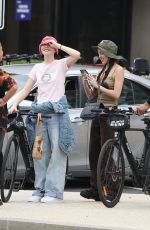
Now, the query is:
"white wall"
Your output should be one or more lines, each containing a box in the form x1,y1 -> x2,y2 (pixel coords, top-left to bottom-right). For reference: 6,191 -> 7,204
131,0 -> 150,65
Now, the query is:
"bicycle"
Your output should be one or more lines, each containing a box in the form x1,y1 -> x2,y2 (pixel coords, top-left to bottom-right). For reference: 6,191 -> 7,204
91,107 -> 150,208
0,110 -> 68,203
0,110 -> 38,202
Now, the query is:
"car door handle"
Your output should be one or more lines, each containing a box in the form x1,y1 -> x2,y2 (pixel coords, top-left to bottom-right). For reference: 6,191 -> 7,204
71,117 -> 86,123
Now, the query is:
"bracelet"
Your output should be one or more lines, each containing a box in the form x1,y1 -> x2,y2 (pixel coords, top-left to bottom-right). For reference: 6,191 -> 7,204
59,44 -> 62,50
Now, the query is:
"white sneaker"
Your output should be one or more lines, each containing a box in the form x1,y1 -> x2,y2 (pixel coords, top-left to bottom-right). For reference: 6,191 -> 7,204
28,195 -> 42,203
41,196 -> 62,203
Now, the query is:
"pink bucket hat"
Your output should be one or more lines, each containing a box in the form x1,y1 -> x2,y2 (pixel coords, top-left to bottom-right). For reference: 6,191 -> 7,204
39,36 -> 59,54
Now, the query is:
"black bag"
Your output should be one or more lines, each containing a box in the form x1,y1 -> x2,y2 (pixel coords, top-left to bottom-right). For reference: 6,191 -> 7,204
80,102 -> 100,120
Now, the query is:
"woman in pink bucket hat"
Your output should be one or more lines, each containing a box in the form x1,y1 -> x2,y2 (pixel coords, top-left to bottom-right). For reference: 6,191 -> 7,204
39,36 -> 59,55
9,35 -> 81,203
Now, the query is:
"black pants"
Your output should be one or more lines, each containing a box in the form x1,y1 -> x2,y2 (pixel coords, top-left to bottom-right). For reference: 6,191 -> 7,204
89,118 -> 114,191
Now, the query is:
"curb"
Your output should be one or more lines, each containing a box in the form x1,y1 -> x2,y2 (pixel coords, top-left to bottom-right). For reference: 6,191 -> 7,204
0,219 -> 142,230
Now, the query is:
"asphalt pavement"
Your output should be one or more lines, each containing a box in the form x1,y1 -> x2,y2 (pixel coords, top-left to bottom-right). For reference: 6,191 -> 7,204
0,185 -> 150,230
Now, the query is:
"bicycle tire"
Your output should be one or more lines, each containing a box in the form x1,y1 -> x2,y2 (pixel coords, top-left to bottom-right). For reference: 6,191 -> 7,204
97,138 -> 125,208
143,145 -> 150,174
1,135 -> 19,202
65,157 -> 68,187
142,146 -> 150,194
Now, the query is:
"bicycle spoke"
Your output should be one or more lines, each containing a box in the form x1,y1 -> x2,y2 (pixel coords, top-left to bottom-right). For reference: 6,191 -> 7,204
97,139 -> 125,208
1,136 -> 18,202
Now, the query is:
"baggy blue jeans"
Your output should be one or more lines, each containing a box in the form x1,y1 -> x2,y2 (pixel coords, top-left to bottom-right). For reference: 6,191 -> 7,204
32,114 -> 67,199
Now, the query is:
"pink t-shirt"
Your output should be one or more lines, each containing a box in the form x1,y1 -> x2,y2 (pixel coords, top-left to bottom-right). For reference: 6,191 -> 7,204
29,58 -> 68,103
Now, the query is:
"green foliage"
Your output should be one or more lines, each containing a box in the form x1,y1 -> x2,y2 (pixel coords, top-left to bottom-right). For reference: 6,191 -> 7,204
2,59 -> 42,65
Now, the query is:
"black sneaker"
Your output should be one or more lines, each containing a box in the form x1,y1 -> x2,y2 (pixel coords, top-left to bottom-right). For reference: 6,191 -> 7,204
80,188 -> 100,201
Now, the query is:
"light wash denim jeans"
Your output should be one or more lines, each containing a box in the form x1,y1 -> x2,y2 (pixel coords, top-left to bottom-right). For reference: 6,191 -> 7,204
32,114 -> 67,200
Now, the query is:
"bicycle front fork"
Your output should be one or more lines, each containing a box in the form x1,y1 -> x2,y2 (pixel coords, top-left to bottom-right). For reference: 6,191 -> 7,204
143,175 -> 150,195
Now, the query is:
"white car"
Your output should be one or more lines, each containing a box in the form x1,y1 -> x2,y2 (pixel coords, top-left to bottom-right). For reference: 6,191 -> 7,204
2,63 -> 150,181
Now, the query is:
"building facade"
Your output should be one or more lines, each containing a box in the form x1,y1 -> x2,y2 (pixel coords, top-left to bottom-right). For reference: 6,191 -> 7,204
1,0 -> 150,65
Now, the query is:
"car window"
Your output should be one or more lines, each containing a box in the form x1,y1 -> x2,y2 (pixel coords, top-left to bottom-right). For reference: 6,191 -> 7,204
65,77 -> 80,108
132,81 -> 149,104
119,79 -> 134,105
119,78 -> 150,105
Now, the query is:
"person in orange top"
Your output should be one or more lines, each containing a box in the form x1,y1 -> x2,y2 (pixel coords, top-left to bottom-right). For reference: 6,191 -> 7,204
0,42 -> 18,205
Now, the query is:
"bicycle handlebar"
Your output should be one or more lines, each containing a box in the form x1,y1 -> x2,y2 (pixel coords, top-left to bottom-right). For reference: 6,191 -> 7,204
8,111 -> 52,120
8,111 -> 37,120
3,53 -> 43,64
91,107 -> 134,116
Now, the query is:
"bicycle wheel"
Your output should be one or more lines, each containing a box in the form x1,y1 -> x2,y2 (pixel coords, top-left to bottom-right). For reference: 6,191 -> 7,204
1,135 -> 19,202
97,138 -> 125,208
65,157 -> 68,187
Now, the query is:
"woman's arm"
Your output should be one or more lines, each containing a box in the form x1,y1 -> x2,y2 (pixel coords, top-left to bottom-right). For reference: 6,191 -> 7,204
0,84 -> 18,107
9,78 -> 35,113
4,84 -> 18,102
60,45 -> 81,67
49,40 -> 81,68
135,97 -> 150,115
135,102 -> 150,115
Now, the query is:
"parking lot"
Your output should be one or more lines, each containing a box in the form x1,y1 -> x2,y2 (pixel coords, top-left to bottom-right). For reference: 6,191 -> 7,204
2,63 -> 150,182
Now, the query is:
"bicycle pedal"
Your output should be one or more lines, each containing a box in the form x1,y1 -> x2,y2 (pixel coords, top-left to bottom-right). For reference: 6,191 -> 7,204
13,181 -> 22,192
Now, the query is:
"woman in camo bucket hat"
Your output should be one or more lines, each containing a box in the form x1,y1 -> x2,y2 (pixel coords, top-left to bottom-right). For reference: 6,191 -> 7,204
92,40 -> 122,60
80,39 -> 124,201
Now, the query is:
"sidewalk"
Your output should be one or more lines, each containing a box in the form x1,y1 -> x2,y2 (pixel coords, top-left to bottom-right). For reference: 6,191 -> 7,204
0,188 -> 150,230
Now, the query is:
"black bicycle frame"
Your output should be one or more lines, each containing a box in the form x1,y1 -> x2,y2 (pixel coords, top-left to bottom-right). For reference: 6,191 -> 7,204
142,122 -> 150,174
8,114 -> 34,172
15,128 -> 34,170
118,128 -> 145,187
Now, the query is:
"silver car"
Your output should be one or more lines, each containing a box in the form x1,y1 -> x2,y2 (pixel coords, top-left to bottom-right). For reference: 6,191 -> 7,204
2,63 -> 150,180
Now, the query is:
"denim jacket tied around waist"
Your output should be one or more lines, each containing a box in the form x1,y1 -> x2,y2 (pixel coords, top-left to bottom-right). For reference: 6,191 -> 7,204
30,95 -> 76,155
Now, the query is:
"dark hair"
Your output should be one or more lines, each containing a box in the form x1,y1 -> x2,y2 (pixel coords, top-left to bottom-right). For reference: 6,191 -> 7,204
90,58 -> 116,98
97,58 -> 116,82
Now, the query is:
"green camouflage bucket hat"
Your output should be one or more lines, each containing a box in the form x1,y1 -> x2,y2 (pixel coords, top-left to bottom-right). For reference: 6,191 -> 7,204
92,40 -> 122,59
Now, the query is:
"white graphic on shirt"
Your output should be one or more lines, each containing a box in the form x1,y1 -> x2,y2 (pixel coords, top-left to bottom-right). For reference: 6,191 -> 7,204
41,73 -> 52,82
